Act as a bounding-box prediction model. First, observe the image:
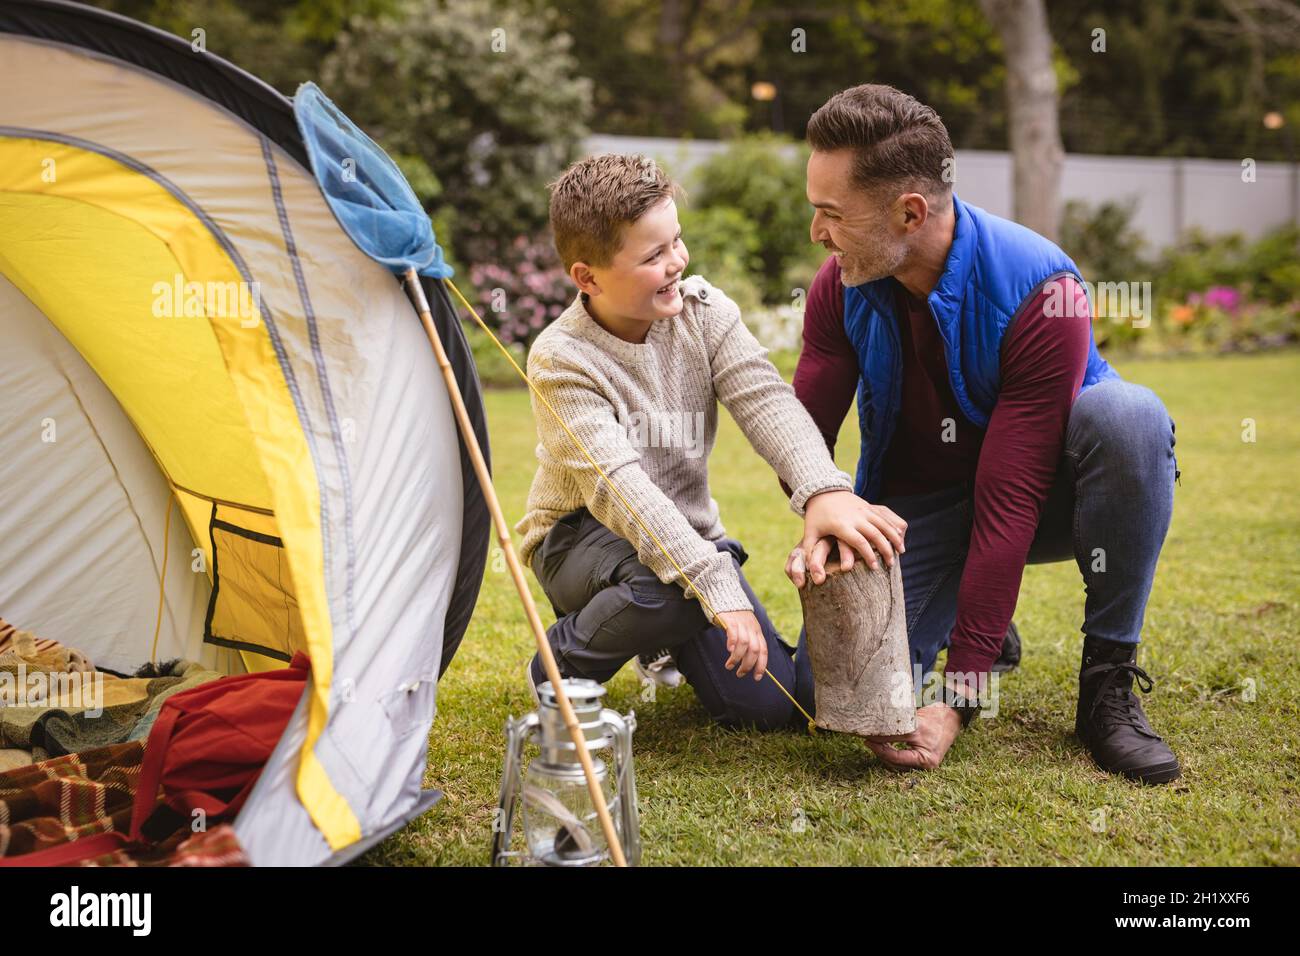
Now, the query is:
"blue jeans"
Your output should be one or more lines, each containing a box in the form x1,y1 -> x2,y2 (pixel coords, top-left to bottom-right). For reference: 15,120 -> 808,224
794,379 -> 1179,676
530,508 -> 813,730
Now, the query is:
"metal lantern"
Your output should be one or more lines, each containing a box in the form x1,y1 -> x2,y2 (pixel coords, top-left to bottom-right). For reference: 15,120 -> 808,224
491,678 -> 641,866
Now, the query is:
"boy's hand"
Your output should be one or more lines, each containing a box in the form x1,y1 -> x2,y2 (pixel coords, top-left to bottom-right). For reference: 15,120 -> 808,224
789,490 -> 907,587
715,610 -> 768,680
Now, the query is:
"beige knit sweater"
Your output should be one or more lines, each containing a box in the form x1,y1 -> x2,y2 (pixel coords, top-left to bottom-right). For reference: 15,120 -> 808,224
515,275 -> 853,615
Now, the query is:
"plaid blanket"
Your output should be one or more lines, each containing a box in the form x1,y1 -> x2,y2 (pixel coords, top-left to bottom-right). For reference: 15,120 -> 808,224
0,742 -> 249,866
82,824 -> 250,867
1,648 -> 220,762
0,742 -> 143,857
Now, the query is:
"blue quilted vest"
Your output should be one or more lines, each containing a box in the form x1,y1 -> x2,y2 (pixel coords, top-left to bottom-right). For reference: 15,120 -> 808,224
843,195 -> 1120,500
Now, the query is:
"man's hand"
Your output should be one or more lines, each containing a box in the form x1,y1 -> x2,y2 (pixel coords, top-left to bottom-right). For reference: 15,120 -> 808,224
864,703 -> 962,770
715,610 -> 768,680
788,490 -> 907,587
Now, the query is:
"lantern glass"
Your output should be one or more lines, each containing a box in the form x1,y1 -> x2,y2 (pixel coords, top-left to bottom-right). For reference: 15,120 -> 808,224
521,757 -> 619,866
491,677 -> 640,867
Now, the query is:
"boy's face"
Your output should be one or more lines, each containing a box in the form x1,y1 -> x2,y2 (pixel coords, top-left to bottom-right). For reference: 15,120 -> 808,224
574,197 -> 689,324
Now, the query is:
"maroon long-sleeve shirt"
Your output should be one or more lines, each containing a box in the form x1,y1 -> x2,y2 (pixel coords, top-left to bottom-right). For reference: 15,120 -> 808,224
794,257 -> 1091,675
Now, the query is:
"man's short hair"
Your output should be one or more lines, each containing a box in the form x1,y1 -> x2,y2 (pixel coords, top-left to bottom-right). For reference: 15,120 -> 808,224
548,154 -> 679,271
806,84 -> 954,205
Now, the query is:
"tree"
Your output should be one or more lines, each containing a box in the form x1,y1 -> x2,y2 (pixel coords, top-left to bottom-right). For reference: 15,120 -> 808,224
542,0 -> 767,137
319,0 -> 593,260
981,0 -> 1064,241
1049,1 -> 1300,161
544,0 -> 1010,143
750,1 -> 1007,145
689,135 -> 817,303
87,0 -> 398,93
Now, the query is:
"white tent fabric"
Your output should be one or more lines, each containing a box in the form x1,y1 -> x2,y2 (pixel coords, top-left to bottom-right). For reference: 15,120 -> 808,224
0,273 -> 226,674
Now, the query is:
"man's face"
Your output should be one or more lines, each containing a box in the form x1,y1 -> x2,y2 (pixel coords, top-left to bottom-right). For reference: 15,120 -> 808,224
806,149 -> 908,287
584,197 -> 690,323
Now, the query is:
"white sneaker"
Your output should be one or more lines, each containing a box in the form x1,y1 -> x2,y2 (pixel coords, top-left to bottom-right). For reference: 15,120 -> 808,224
633,648 -> 684,689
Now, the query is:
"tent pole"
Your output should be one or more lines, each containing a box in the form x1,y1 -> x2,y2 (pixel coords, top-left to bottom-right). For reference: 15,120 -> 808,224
402,269 -> 627,868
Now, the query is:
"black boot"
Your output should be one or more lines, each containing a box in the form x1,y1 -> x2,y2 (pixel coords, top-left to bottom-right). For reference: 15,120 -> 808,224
1076,634 -> 1180,785
992,620 -> 1021,674
1075,635 -> 1181,784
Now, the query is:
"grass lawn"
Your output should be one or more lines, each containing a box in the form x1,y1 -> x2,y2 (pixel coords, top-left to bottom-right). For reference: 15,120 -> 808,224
361,350 -> 1300,866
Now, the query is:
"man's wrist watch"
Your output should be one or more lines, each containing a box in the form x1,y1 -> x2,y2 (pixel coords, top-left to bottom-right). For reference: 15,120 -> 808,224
945,686 -> 982,728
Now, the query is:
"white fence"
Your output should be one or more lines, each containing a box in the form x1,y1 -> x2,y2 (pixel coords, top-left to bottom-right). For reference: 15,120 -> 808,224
584,134 -> 1300,250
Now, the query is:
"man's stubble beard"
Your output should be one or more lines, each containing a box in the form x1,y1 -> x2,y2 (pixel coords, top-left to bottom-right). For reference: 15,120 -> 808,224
837,226 -> 909,288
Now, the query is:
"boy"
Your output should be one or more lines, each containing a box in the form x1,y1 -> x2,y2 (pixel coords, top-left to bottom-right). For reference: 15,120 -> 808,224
515,154 -> 906,729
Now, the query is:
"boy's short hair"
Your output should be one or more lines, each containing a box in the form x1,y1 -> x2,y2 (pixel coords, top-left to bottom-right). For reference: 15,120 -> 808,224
806,84 -> 954,207
548,154 -> 680,271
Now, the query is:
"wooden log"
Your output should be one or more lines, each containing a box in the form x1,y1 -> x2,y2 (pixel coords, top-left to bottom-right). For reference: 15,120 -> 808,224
797,558 -> 916,738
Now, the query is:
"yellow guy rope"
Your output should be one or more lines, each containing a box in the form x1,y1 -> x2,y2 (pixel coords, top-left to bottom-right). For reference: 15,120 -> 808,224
443,279 -> 816,733
150,490 -> 174,666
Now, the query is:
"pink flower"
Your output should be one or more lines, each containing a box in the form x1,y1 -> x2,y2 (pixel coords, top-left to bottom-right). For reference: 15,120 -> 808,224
1203,286 -> 1242,314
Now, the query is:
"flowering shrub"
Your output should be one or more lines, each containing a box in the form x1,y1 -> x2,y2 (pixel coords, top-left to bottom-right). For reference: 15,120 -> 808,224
1163,287 -> 1299,354
1194,286 -> 1242,314
690,134 -> 818,303
467,234 -> 572,349
1063,205 -> 1300,355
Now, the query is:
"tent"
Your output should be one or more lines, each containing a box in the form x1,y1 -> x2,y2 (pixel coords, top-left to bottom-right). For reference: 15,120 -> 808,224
0,0 -> 491,865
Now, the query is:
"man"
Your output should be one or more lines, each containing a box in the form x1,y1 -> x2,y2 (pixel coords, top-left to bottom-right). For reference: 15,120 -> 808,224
787,84 -> 1181,784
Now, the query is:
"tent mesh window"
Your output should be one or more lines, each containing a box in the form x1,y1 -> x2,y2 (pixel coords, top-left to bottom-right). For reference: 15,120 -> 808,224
203,503 -> 304,662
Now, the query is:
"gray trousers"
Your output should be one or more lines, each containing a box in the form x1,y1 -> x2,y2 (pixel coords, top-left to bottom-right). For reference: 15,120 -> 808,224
529,508 -> 813,729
